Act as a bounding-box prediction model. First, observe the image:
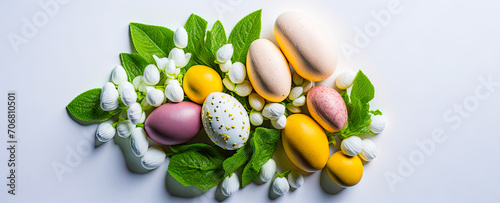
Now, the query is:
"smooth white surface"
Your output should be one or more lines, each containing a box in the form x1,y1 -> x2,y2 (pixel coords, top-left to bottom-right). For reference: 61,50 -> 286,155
1,0 -> 500,202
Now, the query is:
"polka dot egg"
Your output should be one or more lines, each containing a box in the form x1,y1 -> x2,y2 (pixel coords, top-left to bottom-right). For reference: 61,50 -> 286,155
202,92 -> 250,150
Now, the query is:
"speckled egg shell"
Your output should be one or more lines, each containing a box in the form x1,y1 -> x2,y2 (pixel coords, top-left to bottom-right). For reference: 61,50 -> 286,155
307,85 -> 347,133
202,92 -> 250,150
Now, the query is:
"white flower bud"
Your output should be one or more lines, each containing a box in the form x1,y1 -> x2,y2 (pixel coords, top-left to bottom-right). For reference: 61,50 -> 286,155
216,44 -> 233,64
139,112 -> 146,124
127,103 -> 143,125
229,62 -> 246,84
168,48 -> 191,68
221,172 -> 240,197
100,82 -> 119,111
95,121 -> 115,142
301,80 -> 314,93
271,115 -> 287,129
165,83 -> 184,102
111,65 -> 128,85
336,71 -> 356,89
130,127 -> 149,157
219,60 -> 231,73
288,86 -> 303,100
249,93 -> 265,111
143,64 -> 160,85
259,159 -> 276,183
146,88 -> 165,107
292,72 -> 304,86
359,139 -> 377,161
118,81 -> 134,94
262,103 -> 285,120
141,98 -> 152,111
369,115 -> 386,134
249,111 -> 264,126
288,171 -> 304,189
234,80 -> 253,97
173,27 -> 188,49
272,177 -> 290,196
141,146 -> 166,170
165,59 -> 177,78
341,136 -> 363,156
286,105 -> 301,114
222,77 -> 235,91
116,120 -> 135,138
292,95 -> 306,107
132,76 -> 144,90
165,78 -> 180,86
153,55 -> 169,71
138,83 -> 150,93
121,88 -> 138,107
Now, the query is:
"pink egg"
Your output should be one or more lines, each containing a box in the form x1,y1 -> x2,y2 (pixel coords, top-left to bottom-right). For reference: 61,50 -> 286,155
144,101 -> 201,145
307,85 -> 347,133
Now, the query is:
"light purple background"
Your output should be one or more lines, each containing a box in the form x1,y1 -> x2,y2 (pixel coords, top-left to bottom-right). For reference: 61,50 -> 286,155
1,0 -> 500,202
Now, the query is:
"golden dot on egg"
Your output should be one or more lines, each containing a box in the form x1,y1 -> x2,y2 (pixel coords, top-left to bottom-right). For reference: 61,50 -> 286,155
231,125 -> 235,129
212,96 -> 215,99
233,103 -> 236,107
214,109 -> 217,112
233,143 -> 237,146
214,141 -> 218,144
242,126 -> 244,129
229,113 -> 233,116
211,102 -> 214,105
242,137 -> 246,140
226,126 -> 230,130
240,112 -> 243,115
224,109 -> 227,113
243,121 -> 245,124
223,147 -> 227,150
222,95 -> 225,98
231,117 -> 235,120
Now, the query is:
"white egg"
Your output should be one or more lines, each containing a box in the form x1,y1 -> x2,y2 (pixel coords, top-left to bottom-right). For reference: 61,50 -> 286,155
202,92 -> 250,150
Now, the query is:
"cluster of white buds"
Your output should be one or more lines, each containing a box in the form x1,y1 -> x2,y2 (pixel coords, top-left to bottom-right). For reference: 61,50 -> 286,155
286,73 -> 314,113
216,44 -> 252,97
262,103 -> 287,129
340,136 -> 378,162
335,71 -> 356,89
248,93 -> 265,126
220,172 -> 240,197
271,170 -> 304,197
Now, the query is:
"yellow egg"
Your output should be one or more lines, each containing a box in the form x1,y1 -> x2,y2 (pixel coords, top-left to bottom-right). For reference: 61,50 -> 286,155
183,65 -> 223,104
326,151 -> 363,187
281,114 -> 329,172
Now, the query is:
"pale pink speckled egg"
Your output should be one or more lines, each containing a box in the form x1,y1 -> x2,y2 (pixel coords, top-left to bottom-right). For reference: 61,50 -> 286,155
306,85 -> 347,132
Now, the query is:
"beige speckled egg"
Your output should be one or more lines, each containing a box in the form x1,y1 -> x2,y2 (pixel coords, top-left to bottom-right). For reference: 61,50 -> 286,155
274,11 -> 337,82
246,39 -> 291,102
202,92 -> 250,150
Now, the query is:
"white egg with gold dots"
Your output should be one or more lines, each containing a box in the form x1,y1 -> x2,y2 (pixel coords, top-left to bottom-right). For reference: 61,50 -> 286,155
202,92 -> 250,150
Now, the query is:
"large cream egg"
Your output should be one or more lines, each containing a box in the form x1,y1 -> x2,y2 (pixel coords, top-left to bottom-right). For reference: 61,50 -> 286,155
202,92 -> 250,150
246,39 -> 291,102
274,11 -> 337,82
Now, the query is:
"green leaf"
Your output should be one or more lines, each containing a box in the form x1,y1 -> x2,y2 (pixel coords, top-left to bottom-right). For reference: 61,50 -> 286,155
228,9 -> 262,64
66,88 -> 118,122
129,23 -> 175,63
168,143 -> 225,191
351,70 -> 375,103
241,127 -> 280,187
370,109 -> 383,115
222,143 -> 252,177
183,14 -> 217,69
119,53 -> 149,81
206,20 -> 227,56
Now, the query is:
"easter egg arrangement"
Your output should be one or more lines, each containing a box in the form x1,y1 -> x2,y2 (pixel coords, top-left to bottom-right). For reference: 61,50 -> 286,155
66,9 -> 386,198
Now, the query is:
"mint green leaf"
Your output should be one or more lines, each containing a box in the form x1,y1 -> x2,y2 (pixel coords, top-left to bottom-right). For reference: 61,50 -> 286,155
66,88 -> 118,122
130,23 -> 175,63
241,127 -> 280,187
222,143 -> 251,177
183,14 -> 217,69
168,143 -> 225,191
228,9 -> 262,64
119,53 -> 149,81
351,70 -> 375,103
370,109 -> 383,115
206,20 -> 227,56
